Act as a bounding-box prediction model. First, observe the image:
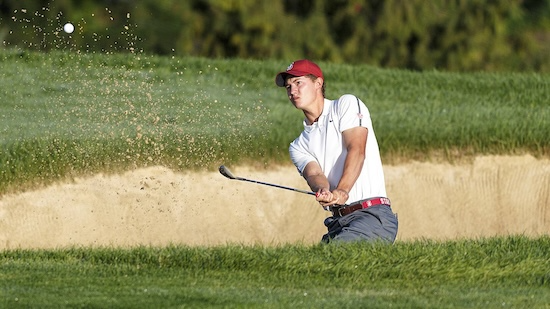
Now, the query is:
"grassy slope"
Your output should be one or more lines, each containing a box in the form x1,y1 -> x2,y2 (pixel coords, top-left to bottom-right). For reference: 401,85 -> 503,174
1,236 -> 549,308
1,50 -> 550,307
1,49 -> 550,194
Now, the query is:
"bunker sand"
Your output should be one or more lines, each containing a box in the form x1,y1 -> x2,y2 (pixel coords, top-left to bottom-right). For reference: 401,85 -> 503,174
0,155 -> 548,249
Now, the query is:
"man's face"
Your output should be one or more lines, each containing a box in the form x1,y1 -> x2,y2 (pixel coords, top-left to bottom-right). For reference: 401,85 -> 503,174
285,75 -> 322,109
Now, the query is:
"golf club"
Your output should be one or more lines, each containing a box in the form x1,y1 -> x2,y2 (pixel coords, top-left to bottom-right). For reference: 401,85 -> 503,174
219,165 -> 315,196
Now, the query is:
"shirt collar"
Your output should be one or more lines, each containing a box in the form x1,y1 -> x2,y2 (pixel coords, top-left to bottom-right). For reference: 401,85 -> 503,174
303,99 -> 332,132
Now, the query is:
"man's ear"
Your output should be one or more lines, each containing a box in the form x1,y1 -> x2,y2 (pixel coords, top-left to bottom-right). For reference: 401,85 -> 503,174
315,77 -> 324,89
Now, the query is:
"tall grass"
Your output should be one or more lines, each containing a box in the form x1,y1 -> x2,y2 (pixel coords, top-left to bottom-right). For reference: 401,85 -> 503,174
1,236 -> 549,308
1,49 -> 549,194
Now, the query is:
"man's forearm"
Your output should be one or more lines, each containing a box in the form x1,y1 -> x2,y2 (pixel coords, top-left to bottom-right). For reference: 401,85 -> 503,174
337,148 -> 365,193
306,174 -> 331,192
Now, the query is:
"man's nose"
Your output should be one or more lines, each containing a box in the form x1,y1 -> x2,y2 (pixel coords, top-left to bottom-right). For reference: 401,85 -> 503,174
289,86 -> 297,95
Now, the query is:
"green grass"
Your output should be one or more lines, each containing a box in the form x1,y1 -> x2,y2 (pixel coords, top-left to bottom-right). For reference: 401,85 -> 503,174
1,49 -> 550,194
1,49 -> 550,307
1,236 -> 549,308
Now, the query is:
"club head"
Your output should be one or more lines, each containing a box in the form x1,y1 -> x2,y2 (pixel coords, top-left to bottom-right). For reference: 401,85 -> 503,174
219,165 -> 236,180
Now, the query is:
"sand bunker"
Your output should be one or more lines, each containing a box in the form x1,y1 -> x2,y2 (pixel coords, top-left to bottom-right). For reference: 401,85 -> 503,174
1,155 -> 549,249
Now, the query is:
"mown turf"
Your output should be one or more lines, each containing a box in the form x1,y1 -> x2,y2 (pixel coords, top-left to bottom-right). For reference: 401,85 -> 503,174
1,49 -> 550,194
1,236 -> 549,308
1,49 -> 549,307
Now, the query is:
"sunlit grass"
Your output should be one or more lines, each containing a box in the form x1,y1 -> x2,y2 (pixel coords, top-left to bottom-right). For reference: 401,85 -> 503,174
1,49 -> 549,194
1,236 -> 549,308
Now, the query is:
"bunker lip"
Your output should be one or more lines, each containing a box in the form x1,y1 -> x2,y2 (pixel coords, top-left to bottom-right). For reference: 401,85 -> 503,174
0,155 -> 548,249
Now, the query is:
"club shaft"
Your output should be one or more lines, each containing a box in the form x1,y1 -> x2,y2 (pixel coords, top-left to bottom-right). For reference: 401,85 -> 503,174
236,177 -> 315,195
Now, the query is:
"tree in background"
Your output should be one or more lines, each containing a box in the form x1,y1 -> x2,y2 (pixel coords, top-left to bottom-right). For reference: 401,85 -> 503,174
1,0 -> 549,72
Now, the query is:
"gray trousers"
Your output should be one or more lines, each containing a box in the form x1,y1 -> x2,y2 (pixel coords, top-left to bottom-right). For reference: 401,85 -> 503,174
321,205 -> 398,243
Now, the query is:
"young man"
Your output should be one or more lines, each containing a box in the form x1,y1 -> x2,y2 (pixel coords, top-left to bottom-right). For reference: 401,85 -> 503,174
275,59 -> 398,243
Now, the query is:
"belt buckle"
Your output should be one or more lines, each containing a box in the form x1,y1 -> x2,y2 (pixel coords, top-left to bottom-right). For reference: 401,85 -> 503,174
331,206 -> 345,217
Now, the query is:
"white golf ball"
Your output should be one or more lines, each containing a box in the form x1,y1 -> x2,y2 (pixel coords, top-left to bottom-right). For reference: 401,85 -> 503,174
63,23 -> 74,34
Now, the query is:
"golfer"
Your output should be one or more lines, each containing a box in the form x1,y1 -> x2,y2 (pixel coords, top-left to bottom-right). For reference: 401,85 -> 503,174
275,59 -> 398,243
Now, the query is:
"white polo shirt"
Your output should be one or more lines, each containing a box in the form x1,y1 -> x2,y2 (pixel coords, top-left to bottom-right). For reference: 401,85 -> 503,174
289,94 -> 387,204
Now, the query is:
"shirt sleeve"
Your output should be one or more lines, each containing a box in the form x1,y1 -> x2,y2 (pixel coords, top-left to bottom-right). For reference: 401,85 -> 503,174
289,135 -> 316,175
337,94 -> 372,132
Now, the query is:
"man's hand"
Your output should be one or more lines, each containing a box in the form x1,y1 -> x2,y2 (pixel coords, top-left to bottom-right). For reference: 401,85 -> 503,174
331,188 -> 349,205
316,188 -> 348,208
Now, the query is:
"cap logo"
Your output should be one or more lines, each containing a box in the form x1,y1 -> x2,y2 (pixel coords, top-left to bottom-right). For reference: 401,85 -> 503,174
286,62 -> 294,72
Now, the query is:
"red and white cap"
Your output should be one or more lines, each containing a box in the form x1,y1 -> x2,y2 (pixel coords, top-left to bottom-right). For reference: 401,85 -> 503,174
275,59 -> 323,87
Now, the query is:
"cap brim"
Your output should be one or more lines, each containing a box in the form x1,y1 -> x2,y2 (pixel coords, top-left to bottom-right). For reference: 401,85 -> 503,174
275,72 -> 290,87
275,69 -> 311,87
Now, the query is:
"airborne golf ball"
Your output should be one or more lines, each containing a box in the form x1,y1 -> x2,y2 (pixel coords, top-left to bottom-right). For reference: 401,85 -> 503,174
63,23 -> 74,34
